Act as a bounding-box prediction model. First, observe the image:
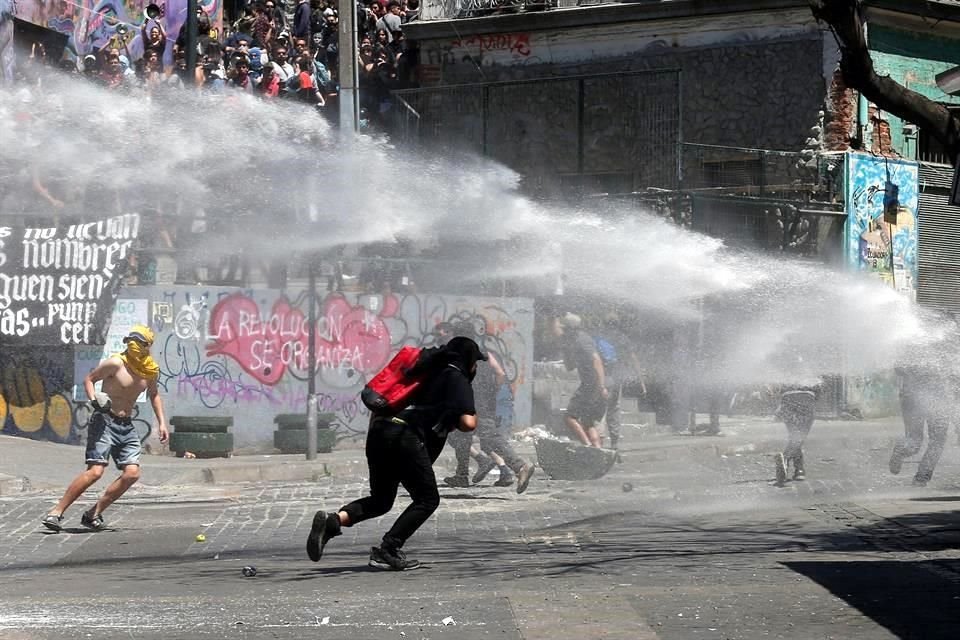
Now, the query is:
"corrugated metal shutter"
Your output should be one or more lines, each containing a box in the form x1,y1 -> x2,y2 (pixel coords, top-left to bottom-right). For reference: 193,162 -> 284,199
917,180 -> 960,314
919,162 -> 953,190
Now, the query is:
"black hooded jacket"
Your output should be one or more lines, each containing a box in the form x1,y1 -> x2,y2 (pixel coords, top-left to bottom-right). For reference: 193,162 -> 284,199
396,337 -> 485,461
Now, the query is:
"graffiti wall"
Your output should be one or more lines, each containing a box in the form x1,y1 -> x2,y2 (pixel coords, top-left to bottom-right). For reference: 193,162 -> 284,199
1,215 -> 140,346
845,153 -> 919,298
417,9 -> 817,84
13,0 -> 222,67
844,371 -> 900,419
122,286 -> 533,449
842,153 -> 918,417
0,347 -> 78,443
1,294 -> 153,443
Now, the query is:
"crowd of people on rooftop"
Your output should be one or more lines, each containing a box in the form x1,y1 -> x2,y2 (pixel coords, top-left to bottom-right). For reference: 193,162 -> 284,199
18,0 -> 422,127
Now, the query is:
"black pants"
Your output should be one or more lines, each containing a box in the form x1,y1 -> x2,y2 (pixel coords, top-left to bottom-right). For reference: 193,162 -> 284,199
340,419 -> 440,550
896,402 -> 949,482
784,420 -> 813,470
449,429 -> 474,477
780,390 -> 816,470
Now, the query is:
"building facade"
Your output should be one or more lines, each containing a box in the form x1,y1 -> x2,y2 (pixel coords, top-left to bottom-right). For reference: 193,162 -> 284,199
398,0 -> 960,417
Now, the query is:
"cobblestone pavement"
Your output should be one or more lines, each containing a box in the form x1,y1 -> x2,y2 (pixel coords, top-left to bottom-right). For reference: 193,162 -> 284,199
2,430 -> 960,639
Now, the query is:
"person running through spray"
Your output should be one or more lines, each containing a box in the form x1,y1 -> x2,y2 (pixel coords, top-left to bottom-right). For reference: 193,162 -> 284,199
553,312 -> 608,448
306,337 -> 494,570
443,324 -> 534,491
889,363 -> 953,487
41,326 -> 169,531
432,323 -> 509,488
594,311 -> 644,451
771,339 -> 819,485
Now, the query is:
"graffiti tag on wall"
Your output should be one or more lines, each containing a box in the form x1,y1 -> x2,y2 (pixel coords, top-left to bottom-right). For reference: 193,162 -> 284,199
451,33 -> 532,57
4,286 -> 533,447
0,215 -> 140,345
206,293 -> 393,386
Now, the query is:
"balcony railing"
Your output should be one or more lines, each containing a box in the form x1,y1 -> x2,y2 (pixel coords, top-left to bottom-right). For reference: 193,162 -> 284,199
419,0 -> 599,21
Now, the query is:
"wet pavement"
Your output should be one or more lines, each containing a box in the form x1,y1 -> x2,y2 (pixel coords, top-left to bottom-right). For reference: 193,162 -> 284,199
2,417 -> 960,639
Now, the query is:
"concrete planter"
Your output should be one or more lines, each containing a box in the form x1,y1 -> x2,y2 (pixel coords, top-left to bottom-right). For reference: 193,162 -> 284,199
170,416 -> 234,434
169,416 -> 234,457
273,413 -> 337,453
169,432 -> 234,458
273,428 -> 337,454
273,413 -> 335,430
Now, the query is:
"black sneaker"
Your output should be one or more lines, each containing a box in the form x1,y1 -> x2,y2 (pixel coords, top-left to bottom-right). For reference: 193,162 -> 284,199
515,462 -> 535,495
443,475 -> 470,488
306,510 -> 341,562
913,475 -> 931,487
369,546 -> 421,571
471,457 -> 497,484
493,469 -> 515,487
80,508 -> 106,531
41,514 -> 64,532
889,450 -> 904,475
774,453 -> 787,486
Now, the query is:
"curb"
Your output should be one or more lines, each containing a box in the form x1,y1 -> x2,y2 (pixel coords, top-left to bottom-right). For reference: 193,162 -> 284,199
164,458 -> 370,486
161,449 -> 529,487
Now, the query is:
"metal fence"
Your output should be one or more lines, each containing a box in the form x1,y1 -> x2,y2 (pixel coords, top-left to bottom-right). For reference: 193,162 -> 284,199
418,0 -> 567,20
392,70 -> 682,197
679,143 -> 820,196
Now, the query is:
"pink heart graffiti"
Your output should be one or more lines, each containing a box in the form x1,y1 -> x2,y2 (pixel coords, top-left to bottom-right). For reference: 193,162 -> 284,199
206,294 -> 392,385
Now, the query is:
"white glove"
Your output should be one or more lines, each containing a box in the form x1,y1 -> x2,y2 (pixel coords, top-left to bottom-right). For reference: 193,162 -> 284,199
92,391 -> 111,412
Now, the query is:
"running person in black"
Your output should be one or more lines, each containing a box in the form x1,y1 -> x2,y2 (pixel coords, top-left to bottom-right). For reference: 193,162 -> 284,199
306,337 -> 485,570
770,342 -> 819,485
889,365 -> 952,487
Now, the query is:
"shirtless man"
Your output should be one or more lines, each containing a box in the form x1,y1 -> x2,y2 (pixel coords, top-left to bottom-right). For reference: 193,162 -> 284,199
41,326 -> 168,532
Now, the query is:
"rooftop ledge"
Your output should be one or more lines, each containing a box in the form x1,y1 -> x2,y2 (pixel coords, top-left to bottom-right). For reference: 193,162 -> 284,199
403,0 -> 812,40
403,0 -> 960,41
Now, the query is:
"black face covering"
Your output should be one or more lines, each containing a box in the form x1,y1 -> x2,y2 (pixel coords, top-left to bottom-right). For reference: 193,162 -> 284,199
444,336 -> 487,382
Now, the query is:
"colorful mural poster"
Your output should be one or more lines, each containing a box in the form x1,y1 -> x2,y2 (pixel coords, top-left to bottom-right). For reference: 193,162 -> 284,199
10,0 -> 222,68
845,153 -> 919,298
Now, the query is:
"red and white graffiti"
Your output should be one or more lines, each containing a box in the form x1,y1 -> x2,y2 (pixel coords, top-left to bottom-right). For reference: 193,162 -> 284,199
206,293 -> 392,385
450,32 -> 532,57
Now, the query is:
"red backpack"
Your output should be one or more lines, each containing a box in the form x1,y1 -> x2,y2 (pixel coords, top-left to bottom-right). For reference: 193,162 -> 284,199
361,346 -> 434,415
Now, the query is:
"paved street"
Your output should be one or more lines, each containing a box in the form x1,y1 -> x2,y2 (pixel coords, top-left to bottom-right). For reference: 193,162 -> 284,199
2,418 -> 960,639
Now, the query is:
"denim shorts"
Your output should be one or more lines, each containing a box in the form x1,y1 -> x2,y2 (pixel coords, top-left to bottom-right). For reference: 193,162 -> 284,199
85,412 -> 142,469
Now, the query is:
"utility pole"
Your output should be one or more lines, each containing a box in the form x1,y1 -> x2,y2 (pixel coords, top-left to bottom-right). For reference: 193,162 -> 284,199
306,258 -> 319,460
186,0 -> 198,81
337,0 -> 359,132
308,0 -> 356,456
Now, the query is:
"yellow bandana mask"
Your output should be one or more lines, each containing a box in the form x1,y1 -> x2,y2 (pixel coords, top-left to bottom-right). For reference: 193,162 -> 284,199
116,325 -> 160,381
